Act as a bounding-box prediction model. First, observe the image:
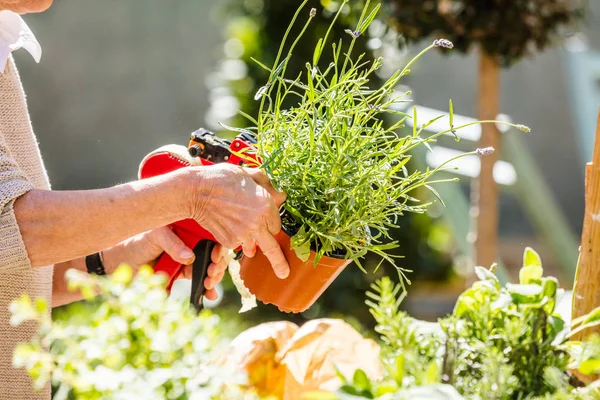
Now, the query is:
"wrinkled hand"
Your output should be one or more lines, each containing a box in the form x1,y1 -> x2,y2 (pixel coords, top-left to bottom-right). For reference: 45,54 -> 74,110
102,227 -> 229,300
188,163 -> 290,279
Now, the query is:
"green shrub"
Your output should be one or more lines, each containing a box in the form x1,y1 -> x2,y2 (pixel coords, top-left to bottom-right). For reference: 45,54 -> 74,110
320,248 -> 600,399
10,266 -> 258,400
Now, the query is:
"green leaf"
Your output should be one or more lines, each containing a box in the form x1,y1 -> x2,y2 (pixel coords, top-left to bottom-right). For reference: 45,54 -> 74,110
547,314 -> 566,338
506,283 -> 543,304
523,247 -> 542,268
358,4 -> 381,33
236,109 -> 259,126
334,208 -> 341,224
412,106 -> 417,137
313,38 -> 324,66
393,353 -> 405,385
579,359 -> 600,375
268,56 -> 289,84
425,361 -> 439,384
250,56 -> 272,72
291,226 -> 311,262
519,265 -> 543,285
543,277 -> 558,299
449,99 -> 454,128
454,289 -> 477,317
425,184 -> 445,208
474,266 -> 499,285
352,369 -> 371,392
576,306 -> 600,329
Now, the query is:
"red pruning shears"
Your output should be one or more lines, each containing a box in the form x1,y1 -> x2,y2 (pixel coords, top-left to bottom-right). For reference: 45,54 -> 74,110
138,128 -> 260,312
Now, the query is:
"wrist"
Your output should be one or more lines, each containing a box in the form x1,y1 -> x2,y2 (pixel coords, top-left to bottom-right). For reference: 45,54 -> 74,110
177,166 -> 211,222
100,245 -> 120,275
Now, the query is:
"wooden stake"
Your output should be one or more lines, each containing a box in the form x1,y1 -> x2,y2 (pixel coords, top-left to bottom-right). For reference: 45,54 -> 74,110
470,49 -> 501,274
572,111 -> 600,343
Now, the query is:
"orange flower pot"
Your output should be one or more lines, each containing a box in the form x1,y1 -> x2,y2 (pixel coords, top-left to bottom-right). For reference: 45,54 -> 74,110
239,229 -> 352,313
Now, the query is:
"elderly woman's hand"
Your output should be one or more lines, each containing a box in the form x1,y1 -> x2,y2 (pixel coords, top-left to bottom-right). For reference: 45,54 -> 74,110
183,163 -> 290,279
102,227 -> 229,301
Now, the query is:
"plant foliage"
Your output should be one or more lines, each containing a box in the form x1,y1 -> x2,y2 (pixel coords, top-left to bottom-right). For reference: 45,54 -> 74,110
10,266 -> 258,400
381,0 -> 586,66
224,0 -> 529,278
317,247 -> 600,399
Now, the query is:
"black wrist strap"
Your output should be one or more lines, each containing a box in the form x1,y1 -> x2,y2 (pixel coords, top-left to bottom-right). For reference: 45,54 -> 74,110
85,252 -> 106,276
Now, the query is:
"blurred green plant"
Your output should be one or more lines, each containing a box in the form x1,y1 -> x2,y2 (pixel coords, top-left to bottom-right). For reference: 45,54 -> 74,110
380,0 -> 585,67
10,266 -> 259,400
308,247 -> 600,399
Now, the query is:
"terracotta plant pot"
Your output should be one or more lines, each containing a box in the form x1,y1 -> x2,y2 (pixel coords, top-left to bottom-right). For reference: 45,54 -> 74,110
239,228 -> 352,313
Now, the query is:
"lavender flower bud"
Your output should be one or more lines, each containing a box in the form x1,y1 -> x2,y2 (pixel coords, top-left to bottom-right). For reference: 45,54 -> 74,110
373,57 -> 383,70
516,124 -> 531,133
310,8 -> 317,18
344,29 -> 361,39
433,38 -> 454,49
476,147 -> 495,156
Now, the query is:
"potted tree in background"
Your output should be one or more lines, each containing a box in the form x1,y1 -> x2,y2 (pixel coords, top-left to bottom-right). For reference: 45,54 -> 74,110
227,0 -> 530,313
379,0 -> 585,275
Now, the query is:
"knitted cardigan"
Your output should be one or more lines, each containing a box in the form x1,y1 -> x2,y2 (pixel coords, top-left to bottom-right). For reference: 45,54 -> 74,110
0,55 -> 53,400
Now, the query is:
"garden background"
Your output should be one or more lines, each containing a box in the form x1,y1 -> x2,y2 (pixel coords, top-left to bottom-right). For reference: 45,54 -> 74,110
13,0 -> 600,330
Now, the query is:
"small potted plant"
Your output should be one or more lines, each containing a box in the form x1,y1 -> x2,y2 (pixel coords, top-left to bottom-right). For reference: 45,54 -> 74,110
227,0 -> 530,313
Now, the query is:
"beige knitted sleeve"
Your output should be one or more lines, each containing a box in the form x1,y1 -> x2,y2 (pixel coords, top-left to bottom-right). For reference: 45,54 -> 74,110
0,137 -> 34,273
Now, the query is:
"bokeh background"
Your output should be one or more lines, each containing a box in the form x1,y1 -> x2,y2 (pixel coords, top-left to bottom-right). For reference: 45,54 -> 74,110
15,0 -> 598,329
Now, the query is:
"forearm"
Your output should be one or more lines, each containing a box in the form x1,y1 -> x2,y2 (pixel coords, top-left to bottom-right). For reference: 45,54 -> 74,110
14,168 -> 193,268
52,258 -> 86,307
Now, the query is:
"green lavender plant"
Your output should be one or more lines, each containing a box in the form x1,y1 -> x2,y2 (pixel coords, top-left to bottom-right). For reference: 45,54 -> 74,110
10,266 -> 258,400
222,0 -> 530,280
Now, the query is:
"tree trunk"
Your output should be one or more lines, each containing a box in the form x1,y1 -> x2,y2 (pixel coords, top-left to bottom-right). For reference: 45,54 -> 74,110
470,50 -> 501,276
572,111 -> 600,339
570,111 -> 600,384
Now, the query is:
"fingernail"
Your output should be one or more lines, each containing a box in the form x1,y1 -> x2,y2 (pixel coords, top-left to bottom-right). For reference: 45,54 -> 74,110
180,249 -> 194,260
278,268 -> 290,279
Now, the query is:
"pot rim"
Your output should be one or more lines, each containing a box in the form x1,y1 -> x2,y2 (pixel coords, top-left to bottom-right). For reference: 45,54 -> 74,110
279,222 -> 348,260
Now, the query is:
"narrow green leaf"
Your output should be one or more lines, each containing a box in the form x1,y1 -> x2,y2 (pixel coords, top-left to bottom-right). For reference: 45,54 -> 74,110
449,99 -> 454,128
359,4 -> 381,33
313,38 -> 323,66
582,307 -> 600,327
250,57 -> 272,72
236,109 -> 259,126
268,56 -> 289,84
425,184 -> 445,208
412,106 -> 417,137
